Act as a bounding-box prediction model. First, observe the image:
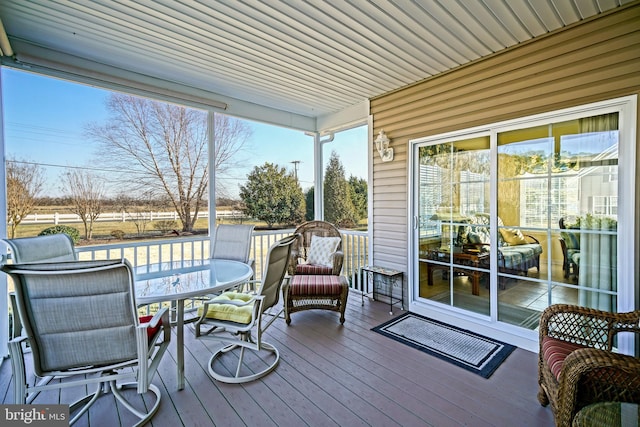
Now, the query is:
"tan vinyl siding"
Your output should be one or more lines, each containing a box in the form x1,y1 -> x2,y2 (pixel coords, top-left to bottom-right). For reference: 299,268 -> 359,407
369,3 -> 640,281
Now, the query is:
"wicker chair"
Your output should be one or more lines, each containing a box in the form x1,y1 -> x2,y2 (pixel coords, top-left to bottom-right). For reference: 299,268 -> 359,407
287,220 -> 343,276
284,221 -> 348,324
538,304 -> 640,427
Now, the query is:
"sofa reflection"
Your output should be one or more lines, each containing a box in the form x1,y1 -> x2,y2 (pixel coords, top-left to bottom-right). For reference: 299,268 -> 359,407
419,213 -> 543,294
459,213 -> 542,277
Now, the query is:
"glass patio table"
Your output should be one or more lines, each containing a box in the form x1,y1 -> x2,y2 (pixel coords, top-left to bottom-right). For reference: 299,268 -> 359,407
135,259 -> 253,390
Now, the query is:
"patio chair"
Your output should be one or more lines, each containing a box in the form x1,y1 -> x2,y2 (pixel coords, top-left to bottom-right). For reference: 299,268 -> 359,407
538,304 -> 640,427
288,220 -> 343,276
195,234 -> 296,383
284,221 -> 348,324
3,233 -> 77,263
211,223 -> 255,288
3,234 -> 77,339
559,217 -> 580,280
2,259 -> 170,426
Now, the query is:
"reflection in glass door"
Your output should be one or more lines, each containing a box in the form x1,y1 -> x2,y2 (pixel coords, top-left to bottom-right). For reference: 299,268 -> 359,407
417,136 -> 491,317
415,109 -> 626,332
496,113 -> 619,325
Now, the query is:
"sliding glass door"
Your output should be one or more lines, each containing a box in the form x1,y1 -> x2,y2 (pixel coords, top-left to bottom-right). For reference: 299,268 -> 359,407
496,112 -> 619,325
416,135 -> 491,317
412,97 -> 635,335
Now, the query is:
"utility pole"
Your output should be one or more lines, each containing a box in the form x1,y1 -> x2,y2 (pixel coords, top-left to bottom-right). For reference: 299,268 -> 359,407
290,160 -> 301,180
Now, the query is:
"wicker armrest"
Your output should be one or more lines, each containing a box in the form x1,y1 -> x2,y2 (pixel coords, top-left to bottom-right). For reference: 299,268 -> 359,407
287,249 -> 300,275
539,304 -> 640,350
555,347 -> 640,427
331,250 -> 344,275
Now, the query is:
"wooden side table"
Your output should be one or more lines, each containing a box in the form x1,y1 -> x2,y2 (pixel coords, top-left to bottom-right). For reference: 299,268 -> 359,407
360,265 -> 404,315
425,249 -> 489,295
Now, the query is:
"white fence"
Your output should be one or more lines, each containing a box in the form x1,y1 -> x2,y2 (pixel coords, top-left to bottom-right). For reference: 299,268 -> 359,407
20,210 -> 245,225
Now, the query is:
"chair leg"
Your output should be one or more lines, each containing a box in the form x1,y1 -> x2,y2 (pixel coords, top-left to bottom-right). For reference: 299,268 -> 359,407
67,385 -> 104,425
339,288 -> 348,324
110,381 -> 162,427
283,284 -> 293,325
208,341 -> 280,384
64,376 -> 162,427
537,385 -> 550,406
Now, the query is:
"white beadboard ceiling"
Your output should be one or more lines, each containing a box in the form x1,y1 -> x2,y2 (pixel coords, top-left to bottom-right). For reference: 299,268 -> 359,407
0,0 -> 634,129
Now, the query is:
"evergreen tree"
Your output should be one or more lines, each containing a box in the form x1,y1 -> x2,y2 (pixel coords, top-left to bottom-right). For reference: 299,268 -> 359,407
239,162 -> 305,228
348,175 -> 368,221
324,151 -> 357,228
305,186 -> 315,221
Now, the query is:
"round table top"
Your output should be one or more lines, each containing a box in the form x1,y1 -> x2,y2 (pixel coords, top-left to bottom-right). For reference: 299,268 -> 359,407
135,259 -> 253,304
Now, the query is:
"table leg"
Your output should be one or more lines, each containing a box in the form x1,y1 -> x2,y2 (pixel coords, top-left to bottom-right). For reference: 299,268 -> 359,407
386,277 -> 393,315
427,264 -> 434,286
471,272 -> 480,296
177,299 -> 185,391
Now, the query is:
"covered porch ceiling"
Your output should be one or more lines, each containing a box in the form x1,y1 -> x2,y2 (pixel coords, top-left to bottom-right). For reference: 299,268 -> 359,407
0,0 -> 634,133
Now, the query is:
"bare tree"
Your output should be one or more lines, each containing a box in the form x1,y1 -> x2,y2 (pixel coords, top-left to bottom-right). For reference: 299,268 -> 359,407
6,159 -> 44,238
62,169 -> 105,240
86,94 -> 251,232
114,191 -> 156,236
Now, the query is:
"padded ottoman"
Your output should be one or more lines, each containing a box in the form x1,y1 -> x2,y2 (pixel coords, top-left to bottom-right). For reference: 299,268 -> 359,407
283,274 -> 348,324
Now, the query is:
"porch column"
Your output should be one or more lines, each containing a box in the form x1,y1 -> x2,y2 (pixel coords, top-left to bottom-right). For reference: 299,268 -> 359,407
208,111 -> 216,250
0,71 -> 8,358
310,131 -> 334,221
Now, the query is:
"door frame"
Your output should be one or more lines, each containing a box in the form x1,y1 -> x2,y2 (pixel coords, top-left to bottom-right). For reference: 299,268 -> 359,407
408,95 -> 637,351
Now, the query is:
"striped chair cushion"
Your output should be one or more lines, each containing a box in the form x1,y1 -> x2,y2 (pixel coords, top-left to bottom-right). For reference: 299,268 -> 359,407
295,264 -> 334,275
541,336 -> 588,380
290,275 -> 343,296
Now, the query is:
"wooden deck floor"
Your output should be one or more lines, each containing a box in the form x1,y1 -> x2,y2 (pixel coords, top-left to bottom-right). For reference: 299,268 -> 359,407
0,292 -> 555,426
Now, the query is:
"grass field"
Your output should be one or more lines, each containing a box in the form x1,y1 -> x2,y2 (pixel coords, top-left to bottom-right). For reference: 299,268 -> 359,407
12,217 -> 254,244
14,216 -> 367,241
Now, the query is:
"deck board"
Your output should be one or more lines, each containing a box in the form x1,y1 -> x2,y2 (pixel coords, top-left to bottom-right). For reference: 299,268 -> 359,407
1,291 -> 555,426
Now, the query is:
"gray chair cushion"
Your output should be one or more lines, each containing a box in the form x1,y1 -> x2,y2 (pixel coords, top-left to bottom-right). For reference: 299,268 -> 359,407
4,234 -> 76,263
6,260 -> 138,373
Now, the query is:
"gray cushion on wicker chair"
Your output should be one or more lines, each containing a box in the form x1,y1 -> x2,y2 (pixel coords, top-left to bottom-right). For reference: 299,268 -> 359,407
2,259 -> 170,426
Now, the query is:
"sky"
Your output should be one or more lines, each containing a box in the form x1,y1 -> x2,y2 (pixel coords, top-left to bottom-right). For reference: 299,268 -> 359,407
2,68 -> 367,198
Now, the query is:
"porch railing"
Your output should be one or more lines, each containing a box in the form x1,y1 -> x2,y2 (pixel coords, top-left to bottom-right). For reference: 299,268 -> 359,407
75,228 -> 369,292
